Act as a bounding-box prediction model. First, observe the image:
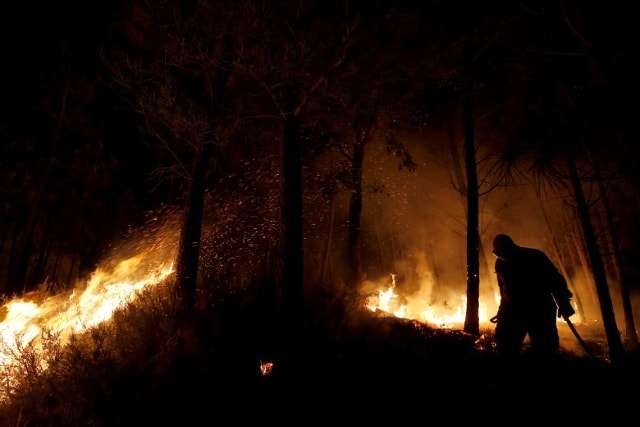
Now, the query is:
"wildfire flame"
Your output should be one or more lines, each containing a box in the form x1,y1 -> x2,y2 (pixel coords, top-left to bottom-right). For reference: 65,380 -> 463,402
365,272 -> 496,328
363,271 -> 590,358
0,254 -> 175,401
0,218 -> 594,403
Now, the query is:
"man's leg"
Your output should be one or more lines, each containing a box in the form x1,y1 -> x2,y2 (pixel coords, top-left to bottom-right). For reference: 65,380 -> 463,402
528,315 -> 560,363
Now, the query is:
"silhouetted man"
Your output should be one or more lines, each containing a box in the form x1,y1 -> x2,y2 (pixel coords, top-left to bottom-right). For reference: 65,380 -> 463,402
491,233 -> 575,362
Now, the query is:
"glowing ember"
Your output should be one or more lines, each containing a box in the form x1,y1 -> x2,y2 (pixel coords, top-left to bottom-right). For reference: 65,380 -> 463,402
259,360 -> 274,376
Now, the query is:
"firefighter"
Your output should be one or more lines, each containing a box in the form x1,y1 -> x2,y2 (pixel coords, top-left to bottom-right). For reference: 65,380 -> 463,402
491,233 -> 575,362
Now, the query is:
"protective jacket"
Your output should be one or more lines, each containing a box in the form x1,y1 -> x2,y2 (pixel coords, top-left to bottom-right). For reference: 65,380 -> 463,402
495,246 -> 573,316
494,243 -> 574,358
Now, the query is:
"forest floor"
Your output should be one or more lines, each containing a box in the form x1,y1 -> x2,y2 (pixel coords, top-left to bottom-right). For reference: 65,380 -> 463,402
150,308 -> 640,425
5,303 -> 631,427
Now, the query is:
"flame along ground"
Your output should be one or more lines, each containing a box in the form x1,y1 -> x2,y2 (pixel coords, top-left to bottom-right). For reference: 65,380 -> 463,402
0,239 -> 603,400
364,273 -> 497,328
0,254 -> 175,401
364,273 -> 602,357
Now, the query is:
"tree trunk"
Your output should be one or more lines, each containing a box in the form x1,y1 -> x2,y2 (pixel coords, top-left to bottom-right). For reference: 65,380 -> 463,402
32,212 -> 54,287
562,231 -> 588,321
174,39 -> 234,317
567,156 -> 625,365
346,140 -> 365,301
11,157 -> 54,294
346,120 -> 376,307
280,85 -> 305,330
594,166 -> 639,349
175,143 -> 210,315
462,93 -> 480,336
538,196 -> 586,320
51,247 -> 62,290
320,199 -> 335,285
425,232 -> 442,302
443,103 -> 496,319
372,213 -> 387,276
564,207 -> 597,319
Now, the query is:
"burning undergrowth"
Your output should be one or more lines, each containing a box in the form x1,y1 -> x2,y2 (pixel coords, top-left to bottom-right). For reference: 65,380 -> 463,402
360,271 -> 496,329
0,275 -> 631,425
0,206 -> 633,425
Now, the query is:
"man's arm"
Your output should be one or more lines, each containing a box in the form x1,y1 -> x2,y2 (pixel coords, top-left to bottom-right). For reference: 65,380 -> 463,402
544,253 -> 575,318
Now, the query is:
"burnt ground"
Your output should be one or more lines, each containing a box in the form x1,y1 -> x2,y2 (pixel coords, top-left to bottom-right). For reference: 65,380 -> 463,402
133,308 -> 640,426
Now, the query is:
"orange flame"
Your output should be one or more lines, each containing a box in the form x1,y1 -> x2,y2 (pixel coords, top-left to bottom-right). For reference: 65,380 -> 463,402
364,272 -> 497,328
0,255 -> 174,400
259,360 -> 274,376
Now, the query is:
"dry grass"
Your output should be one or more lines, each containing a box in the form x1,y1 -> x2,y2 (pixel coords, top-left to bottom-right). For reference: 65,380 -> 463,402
0,281 -> 193,426
0,280 -> 637,426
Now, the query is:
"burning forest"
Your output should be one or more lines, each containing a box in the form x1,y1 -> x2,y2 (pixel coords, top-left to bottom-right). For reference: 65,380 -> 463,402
0,107 -> 636,425
1,120 -> 637,424
1,1 -> 638,424
0,198 -> 623,425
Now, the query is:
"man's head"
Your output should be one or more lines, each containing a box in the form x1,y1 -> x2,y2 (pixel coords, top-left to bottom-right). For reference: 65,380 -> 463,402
492,233 -> 516,258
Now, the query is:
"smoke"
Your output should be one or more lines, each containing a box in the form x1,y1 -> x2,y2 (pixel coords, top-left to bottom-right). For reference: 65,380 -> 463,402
343,129 -> 630,346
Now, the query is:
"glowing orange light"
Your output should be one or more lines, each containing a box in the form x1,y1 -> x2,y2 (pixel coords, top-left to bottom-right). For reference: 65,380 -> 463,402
364,272 -> 496,328
259,360 -> 274,376
0,255 -> 175,401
